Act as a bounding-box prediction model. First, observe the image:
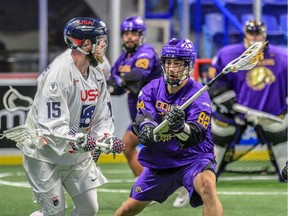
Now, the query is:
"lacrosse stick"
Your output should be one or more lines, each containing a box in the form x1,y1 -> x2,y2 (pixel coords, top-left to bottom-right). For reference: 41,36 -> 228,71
233,103 -> 284,124
3,85 -> 34,112
153,41 -> 267,134
0,125 -> 124,156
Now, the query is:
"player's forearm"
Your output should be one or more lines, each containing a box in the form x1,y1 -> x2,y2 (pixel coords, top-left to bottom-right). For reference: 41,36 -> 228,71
175,122 -> 206,148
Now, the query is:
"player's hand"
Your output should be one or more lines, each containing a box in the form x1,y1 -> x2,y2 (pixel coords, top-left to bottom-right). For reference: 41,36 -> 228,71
69,133 -> 125,158
165,106 -> 185,131
106,76 -> 124,94
69,133 -> 99,153
138,120 -> 158,146
97,134 -> 125,157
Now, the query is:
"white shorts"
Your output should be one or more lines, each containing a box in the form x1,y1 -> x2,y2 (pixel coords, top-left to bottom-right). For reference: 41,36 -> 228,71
23,156 -> 107,215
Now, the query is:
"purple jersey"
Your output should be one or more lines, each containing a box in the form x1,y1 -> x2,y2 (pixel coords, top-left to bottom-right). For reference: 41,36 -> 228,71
136,77 -> 215,169
209,44 -> 287,116
110,43 -> 162,121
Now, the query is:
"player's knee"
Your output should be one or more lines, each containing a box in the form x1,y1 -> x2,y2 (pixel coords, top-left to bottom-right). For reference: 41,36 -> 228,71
261,113 -> 287,145
211,117 -> 236,147
196,173 -> 217,203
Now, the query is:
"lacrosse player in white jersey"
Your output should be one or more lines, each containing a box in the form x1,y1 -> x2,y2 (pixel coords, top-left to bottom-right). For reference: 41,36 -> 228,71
19,17 -> 124,216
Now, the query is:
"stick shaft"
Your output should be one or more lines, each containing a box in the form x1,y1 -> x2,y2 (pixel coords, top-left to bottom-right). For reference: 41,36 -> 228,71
233,104 -> 283,123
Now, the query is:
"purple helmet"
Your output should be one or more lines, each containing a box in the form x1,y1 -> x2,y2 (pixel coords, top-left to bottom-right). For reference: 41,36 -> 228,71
161,38 -> 197,87
64,17 -> 108,50
120,16 -> 146,35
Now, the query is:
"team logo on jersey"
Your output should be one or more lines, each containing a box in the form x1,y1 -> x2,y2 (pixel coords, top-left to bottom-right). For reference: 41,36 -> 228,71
79,105 -> 96,127
136,100 -> 145,110
135,58 -> 149,69
49,82 -> 58,92
134,186 -> 142,193
73,79 -> 80,85
207,67 -> 216,79
202,101 -> 211,107
119,65 -> 131,73
246,67 -> 276,91
51,195 -> 60,206
80,89 -> 99,101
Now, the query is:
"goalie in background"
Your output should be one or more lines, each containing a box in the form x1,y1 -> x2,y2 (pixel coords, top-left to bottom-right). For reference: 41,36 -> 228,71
207,20 -> 287,181
106,16 -> 162,177
17,17 -> 124,216
115,38 -> 223,216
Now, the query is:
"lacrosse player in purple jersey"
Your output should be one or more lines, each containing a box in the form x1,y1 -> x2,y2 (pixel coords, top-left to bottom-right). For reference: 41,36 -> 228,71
18,17 -> 124,216
207,20 -> 287,180
115,38 -> 224,216
107,16 -> 162,177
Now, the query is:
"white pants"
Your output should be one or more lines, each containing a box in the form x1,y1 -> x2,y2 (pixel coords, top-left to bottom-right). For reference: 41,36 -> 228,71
23,156 -> 107,215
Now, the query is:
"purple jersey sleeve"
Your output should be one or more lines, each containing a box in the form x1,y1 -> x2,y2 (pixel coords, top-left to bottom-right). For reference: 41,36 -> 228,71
136,78 -> 215,169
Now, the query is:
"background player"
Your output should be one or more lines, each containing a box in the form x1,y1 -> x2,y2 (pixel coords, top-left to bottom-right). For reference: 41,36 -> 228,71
208,20 -> 287,180
19,17 -> 124,216
114,38 -> 223,216
107,16 -> 162,177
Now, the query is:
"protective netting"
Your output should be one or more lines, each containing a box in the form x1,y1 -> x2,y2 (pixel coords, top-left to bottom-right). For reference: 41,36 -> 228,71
224,126 -> 275,174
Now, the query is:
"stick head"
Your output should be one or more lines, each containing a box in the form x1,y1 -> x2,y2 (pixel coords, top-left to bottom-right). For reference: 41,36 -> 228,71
222,41 -> 267,74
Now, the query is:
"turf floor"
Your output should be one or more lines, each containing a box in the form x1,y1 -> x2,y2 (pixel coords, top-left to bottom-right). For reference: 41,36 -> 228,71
0,163 -> 287,216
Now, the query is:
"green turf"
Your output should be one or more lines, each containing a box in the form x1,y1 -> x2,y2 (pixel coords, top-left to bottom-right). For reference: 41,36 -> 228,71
0,164 -> 287,216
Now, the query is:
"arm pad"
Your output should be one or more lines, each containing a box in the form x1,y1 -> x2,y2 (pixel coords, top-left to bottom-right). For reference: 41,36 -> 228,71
175,122 -> 206,149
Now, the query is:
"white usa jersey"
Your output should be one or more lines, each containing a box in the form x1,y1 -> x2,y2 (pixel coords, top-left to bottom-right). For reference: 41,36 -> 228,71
18,54 -> 114,165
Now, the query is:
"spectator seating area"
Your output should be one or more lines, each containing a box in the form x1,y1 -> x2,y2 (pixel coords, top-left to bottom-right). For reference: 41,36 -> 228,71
144,0 -> 287,57
194,0 -> 288,57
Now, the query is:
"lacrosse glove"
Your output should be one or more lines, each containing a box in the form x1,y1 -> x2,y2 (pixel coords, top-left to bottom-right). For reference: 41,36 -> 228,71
106,76 -> 125,95
69,133 -> 125,158
69,133 -> 99,152
165,106 -> 185,132
138,120 -> 158,147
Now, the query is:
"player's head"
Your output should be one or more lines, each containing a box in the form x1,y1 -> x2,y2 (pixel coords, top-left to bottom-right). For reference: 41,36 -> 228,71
161,38 -> 197,87
120,16 -> 146,53
243,20 -> 267,48
64,17 -> 108,63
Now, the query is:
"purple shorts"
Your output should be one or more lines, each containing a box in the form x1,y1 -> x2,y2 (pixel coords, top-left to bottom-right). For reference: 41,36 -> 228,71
130,157 -> 216,208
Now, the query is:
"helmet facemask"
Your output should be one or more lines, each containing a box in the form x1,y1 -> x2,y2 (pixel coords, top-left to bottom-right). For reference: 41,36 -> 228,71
162,58 -> 192,87
243,20 -> 267,48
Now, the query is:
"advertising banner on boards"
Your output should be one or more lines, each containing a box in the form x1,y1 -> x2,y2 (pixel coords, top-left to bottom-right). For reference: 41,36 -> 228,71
0,73 -> 38,148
